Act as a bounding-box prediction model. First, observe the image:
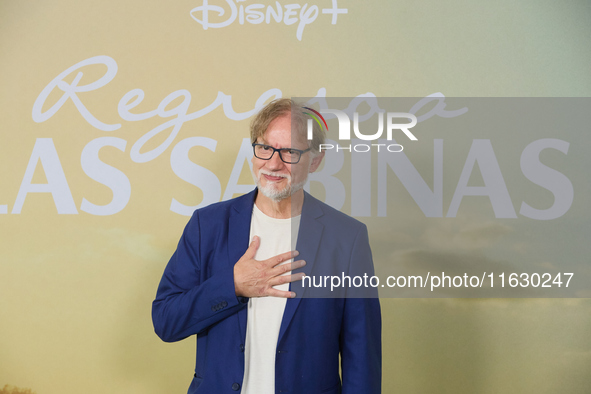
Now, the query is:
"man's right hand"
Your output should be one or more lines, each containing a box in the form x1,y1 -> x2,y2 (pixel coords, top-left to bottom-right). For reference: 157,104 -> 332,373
234,236 -> 306,298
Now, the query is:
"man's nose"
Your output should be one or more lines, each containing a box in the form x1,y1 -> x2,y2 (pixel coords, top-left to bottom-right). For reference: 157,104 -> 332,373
266,151 -> 285,169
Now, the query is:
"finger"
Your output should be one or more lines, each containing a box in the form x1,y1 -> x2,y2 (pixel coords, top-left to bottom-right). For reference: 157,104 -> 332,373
269,272 -> 305,287
242,236 -> 260,259
265,288 -> 297,299
270,260 -> 306,276
267,250 -> 299,267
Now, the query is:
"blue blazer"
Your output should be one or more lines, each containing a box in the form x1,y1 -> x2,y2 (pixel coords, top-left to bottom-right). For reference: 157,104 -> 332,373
152,189 -> 381,394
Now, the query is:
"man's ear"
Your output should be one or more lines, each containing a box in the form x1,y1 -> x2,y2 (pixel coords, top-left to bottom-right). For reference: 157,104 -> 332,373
309,151 -> 325,173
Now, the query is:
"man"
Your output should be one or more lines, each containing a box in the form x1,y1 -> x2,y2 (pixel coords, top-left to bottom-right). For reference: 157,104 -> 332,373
152,98 -> 381,393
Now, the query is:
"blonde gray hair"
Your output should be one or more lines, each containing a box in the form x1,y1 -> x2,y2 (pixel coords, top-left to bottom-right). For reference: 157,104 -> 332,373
250,98 -> 325,155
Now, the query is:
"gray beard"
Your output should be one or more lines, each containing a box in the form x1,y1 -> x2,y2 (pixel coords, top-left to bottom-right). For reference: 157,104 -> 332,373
255,173 -> 307,202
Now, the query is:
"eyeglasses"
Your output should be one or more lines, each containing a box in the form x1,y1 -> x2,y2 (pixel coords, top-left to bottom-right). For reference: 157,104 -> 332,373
252,143 -> 311,164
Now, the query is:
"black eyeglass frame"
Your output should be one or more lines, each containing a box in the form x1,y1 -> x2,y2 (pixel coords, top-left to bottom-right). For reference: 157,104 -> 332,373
252,143 -> 312,164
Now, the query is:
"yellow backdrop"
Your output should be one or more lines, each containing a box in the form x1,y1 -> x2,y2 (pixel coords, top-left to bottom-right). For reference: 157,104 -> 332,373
1,1 -> 590,393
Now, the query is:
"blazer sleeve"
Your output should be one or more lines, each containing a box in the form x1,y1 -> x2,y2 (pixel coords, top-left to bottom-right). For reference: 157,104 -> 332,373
151,210 -> 248,342
340,224 -> 382,394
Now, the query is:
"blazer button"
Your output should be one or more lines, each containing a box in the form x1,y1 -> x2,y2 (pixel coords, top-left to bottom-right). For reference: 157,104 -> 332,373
239,344 -> 245,352
232,382 -> 240,391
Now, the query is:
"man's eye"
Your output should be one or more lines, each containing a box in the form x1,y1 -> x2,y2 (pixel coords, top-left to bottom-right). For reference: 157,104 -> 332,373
285,149 -> 297,155
261,145 -> 272,151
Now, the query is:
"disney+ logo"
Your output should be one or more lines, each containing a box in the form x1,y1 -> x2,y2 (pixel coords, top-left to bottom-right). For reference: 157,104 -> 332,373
190,0 -> 348,41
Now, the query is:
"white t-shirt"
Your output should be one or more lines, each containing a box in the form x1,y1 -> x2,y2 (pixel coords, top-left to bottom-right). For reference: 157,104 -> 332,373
241,204 -> 301,394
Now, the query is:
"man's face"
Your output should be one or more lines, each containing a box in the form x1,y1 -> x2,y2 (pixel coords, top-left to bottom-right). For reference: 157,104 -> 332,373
252,114 -> 323,202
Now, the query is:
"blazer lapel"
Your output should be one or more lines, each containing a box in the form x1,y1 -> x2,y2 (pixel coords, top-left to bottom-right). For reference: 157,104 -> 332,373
228,189 -> 257,344
278,192 -> 324,343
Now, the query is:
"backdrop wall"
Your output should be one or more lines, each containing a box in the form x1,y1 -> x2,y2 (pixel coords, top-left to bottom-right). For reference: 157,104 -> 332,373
1,1 -> 590,393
